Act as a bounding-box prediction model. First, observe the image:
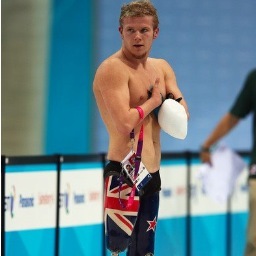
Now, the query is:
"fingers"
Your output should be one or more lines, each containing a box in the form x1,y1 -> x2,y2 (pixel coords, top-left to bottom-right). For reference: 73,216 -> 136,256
152,78 -> 160,93
154,78 -> 160,87
200,152 -> 212,166
147,79 -> 160,100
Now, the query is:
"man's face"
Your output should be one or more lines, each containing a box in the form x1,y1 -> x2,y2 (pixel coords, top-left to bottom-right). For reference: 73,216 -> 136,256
119,16 -> 159,59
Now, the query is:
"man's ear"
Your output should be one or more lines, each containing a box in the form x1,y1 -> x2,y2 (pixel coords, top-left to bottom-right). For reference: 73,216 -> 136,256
119,26 -> 123,39
153,28 -> 159,39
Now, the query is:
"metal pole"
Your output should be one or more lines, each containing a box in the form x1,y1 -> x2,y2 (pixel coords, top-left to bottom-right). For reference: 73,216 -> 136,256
54,155 -> 62,256
186,151 -> 192,256
1,156 -> 6,256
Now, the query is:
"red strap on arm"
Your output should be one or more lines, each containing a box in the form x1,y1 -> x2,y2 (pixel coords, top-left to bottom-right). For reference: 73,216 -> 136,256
135,106 -> 144,120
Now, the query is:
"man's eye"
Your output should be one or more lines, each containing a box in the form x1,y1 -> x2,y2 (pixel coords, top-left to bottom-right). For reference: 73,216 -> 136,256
141,29 -> 148,33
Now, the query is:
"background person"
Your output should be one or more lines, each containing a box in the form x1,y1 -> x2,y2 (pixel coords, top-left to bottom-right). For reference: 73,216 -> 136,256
200,69 -> 256,256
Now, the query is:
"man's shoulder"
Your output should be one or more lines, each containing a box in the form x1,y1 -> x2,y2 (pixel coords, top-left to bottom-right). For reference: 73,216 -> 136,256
247,69 -> 256,82
149,57 -> 174,75
150,57 -> 167,64
93,53 -> 129,88
243,69 -> 256,90
97,54 -> 126,73
150,57 -> 172,69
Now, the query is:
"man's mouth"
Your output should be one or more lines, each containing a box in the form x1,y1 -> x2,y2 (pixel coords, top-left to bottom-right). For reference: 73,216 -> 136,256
134,44 -> 143,48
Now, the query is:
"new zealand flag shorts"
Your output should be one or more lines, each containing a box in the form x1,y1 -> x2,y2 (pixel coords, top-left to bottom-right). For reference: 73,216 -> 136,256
104,161 -> 161,255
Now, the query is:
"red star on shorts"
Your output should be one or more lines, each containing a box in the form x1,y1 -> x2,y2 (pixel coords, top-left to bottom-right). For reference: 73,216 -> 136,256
146,216 -> 157,232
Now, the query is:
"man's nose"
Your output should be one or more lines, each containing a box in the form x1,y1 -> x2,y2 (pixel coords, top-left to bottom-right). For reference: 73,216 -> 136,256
134,31 -> 142,40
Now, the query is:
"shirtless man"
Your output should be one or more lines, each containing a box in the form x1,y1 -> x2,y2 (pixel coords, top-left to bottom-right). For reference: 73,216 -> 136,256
93,1 -> 189,255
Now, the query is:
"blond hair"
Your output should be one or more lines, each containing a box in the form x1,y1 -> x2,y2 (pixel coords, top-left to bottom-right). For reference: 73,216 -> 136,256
119,0 -> 159,29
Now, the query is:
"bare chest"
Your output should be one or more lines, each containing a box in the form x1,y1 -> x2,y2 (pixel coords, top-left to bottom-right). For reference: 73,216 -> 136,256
128,69 -> 165,107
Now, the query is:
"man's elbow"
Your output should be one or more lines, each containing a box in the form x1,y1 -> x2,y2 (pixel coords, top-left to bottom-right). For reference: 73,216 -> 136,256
115,122 -> 134,135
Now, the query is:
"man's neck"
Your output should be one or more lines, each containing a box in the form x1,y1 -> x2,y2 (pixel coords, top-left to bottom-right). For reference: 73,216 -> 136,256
120,47 -> 149,68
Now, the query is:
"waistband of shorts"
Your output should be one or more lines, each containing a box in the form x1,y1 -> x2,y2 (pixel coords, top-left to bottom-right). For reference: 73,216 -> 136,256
105,160 -> 161,196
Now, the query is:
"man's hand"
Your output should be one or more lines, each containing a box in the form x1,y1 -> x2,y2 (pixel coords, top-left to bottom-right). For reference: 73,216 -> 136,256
200,147 -> 212,166
150,78 -> 163,108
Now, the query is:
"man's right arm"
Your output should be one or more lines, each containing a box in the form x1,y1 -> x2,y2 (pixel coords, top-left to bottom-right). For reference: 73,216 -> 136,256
93,60 -> 162,135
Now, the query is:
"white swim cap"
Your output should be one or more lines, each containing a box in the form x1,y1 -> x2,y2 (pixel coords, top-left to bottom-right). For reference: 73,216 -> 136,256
158,99 -> 188,139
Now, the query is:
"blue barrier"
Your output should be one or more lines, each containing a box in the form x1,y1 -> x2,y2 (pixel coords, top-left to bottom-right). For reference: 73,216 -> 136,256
1,152 -> 249,256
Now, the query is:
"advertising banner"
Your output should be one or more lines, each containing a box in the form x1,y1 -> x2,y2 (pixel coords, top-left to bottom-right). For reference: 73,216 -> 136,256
4,159 -> 57,256
59,159 -> 104,256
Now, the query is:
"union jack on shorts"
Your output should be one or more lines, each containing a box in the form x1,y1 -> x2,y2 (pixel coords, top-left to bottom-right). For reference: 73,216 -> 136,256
104,175 -> 140,252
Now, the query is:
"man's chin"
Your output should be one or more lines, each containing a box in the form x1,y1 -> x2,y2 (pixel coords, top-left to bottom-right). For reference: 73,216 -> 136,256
132,52 -> 147,59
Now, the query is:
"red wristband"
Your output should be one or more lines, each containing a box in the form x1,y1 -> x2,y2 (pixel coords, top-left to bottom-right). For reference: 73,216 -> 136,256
135,106 -> 144,120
